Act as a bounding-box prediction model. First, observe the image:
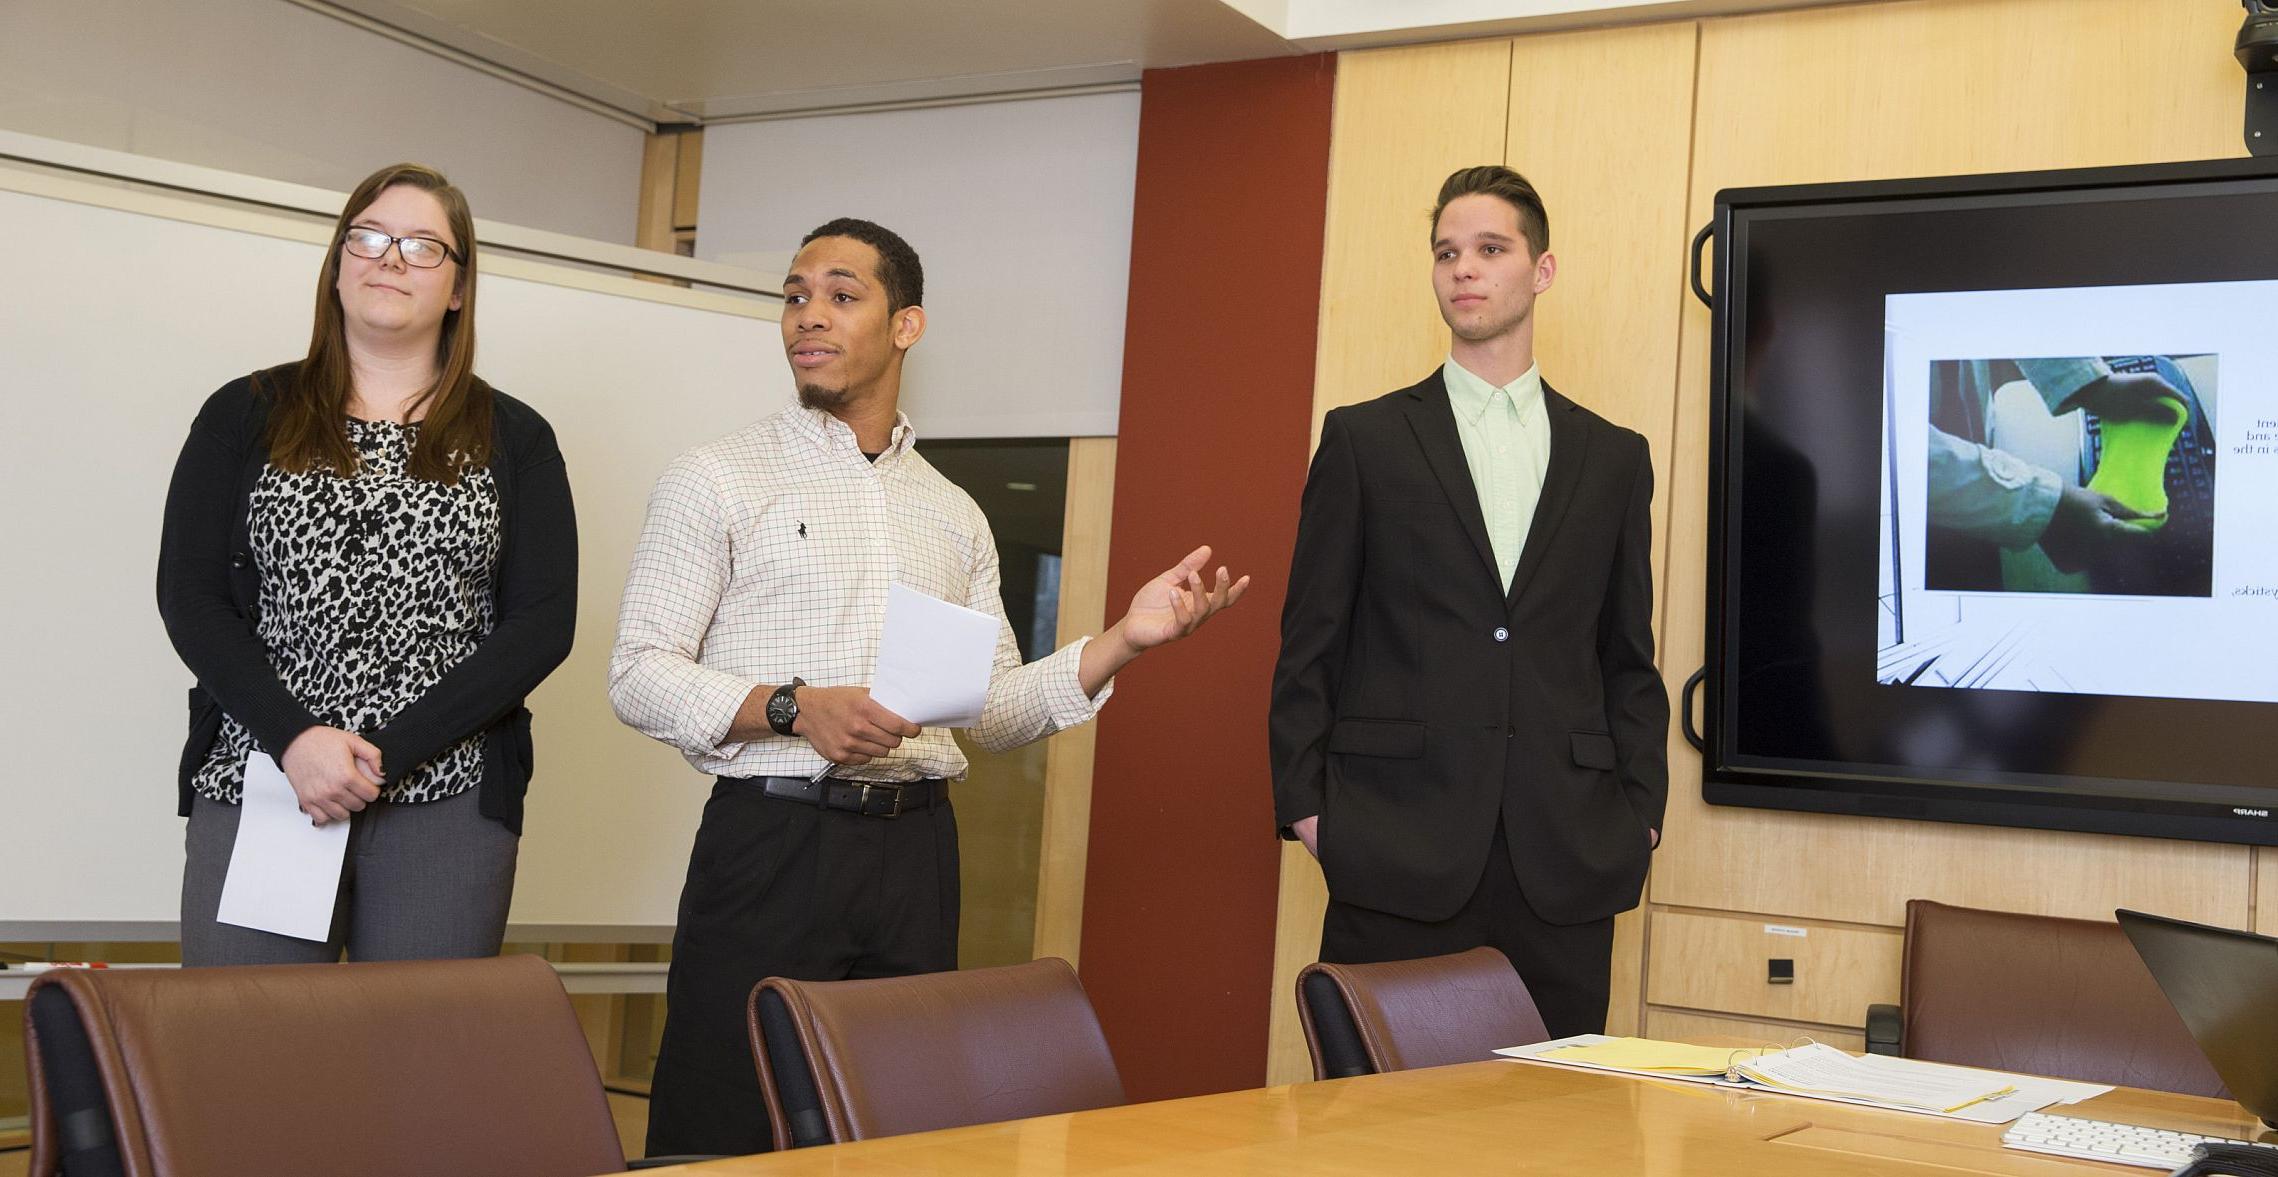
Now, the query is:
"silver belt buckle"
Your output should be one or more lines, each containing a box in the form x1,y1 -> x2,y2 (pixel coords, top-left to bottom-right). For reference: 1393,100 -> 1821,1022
860,782 -> 904,818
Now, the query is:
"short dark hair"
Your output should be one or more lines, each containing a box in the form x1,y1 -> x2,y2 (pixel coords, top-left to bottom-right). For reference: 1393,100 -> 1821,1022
1431,166 -> 1549,256
799,217 -> 924,311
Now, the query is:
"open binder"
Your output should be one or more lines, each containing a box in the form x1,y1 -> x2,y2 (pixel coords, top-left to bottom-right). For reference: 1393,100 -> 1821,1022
1497,1035 -> 2111,1125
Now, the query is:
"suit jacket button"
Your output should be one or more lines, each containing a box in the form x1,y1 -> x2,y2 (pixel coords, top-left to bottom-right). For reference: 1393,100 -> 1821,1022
1492,626 -> 1509,642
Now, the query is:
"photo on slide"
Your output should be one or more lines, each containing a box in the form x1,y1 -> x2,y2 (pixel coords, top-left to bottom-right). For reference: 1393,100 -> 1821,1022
1921,354 -> 2217,598
1876,280 -> 2278,701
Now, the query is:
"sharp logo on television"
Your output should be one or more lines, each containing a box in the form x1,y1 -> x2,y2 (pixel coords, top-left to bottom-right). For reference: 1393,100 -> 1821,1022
2234,808 -> 2270,819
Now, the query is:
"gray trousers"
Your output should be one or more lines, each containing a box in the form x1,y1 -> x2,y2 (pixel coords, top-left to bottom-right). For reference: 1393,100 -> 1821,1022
180,787 -> 519,966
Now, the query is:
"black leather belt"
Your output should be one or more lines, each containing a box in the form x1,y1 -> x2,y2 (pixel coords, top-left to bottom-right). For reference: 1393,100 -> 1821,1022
749,775 -> 947,819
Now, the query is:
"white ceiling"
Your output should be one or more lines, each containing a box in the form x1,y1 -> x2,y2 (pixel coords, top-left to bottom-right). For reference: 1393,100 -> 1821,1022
296,0 -> 1826,126
302,0 -> 1300,123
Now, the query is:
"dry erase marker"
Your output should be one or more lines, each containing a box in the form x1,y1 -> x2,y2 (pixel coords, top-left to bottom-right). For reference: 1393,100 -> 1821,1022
5,962 -> 111,972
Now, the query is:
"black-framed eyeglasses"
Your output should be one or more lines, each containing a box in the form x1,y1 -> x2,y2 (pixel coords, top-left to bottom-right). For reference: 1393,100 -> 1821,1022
341,226 -> 461,269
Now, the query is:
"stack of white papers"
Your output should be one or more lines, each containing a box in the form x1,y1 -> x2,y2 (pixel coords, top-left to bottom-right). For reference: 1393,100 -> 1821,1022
1500,1035 -> 2112,1124
1732,1042 -> 2013,1112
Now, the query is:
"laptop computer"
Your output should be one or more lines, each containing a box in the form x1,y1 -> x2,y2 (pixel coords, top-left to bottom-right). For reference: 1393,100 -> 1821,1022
2117,909 -> 2278,1128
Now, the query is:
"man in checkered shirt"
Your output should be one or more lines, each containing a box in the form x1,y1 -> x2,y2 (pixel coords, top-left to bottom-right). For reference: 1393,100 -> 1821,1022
611,217 -> 1248,1158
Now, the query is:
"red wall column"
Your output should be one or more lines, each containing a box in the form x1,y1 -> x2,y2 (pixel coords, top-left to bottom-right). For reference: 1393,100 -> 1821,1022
1078,53 -> 1337,1103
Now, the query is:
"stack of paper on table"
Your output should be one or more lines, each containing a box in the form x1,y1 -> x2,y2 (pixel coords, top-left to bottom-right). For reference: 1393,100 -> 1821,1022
1729,1042 -> 2015,1112
1498,1036 -> 2112,1124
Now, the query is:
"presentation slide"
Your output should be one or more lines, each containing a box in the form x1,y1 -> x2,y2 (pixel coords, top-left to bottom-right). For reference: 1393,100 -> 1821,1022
1878,281 -> 2278,703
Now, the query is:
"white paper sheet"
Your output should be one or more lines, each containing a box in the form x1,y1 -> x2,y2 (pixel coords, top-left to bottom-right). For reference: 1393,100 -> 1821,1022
868,582 -> 998,728
215,752 -> 349,942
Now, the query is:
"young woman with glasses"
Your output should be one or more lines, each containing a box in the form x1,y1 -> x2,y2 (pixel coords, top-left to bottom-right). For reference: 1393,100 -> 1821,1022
157,163 -> 578,964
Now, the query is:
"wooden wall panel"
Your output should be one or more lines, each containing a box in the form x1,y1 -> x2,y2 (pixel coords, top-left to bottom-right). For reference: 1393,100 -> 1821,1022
1652,0 -> 2255,930
636,130 -> 680,254
1308,40 -> 1516,426
0,997 -> 22,1138
1510,20 -> 1700,449
1266,39 -> 1515,1088
2257,852 -> 2278,936
1646,910 -> 1900,1025
1645,1008 -> 1867,1054
671,130 -> 703,234
1033,437 -> 1116,967
1266,845 -> 1337,1085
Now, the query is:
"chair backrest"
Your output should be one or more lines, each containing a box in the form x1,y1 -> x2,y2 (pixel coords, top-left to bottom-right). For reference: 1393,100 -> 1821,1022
1902,899 -> 2228,1097
747,957 -> 1125,1149
22,955 -> 626,1177
1295,947 -> 1548,1080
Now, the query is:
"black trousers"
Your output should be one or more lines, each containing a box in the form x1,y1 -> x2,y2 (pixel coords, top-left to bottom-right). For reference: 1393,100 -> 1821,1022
1319,824 -> 1616,1040
644,778 -> 960,1158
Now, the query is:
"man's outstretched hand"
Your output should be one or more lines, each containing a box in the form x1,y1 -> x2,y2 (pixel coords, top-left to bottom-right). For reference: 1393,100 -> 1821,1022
1078,545 -> 1252,696
1117,545 -> 1251,651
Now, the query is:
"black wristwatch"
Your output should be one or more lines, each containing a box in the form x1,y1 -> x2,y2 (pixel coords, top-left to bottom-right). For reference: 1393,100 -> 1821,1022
765,677 -> 806,736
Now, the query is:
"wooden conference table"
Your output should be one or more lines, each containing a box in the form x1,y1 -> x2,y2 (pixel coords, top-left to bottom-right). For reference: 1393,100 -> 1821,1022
633,1055 -> 2266,1176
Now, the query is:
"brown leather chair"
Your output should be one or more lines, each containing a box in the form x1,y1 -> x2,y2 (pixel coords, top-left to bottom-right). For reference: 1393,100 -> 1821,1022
22,955 -> 630,1177
1867,899 -> 2228,1097
748,957 -> 1125,1149
1295,946 -> 1549,1080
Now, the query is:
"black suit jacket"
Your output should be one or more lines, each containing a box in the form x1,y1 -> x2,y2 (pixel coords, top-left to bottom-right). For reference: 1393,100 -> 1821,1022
1269,369 -> 1668,926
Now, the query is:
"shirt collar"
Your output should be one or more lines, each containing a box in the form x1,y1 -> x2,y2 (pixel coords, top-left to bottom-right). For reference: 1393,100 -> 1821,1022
1442,357 -> 1544,427
788,403 -> 918,460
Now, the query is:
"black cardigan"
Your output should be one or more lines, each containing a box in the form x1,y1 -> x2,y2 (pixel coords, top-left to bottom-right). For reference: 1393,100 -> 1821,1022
155,365 -> 578,833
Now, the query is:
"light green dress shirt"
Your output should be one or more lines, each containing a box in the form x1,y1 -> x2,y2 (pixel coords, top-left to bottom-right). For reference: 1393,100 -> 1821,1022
1442,357 -> 1551,591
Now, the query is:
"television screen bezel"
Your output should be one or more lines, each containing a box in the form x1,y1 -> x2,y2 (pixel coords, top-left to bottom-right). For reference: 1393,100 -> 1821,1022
1703,155 -> 2278,848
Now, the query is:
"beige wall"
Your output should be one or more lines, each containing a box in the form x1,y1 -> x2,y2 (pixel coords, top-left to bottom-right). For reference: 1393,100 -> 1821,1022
0,0 -> 646,244
1273,0 -> 2256,1082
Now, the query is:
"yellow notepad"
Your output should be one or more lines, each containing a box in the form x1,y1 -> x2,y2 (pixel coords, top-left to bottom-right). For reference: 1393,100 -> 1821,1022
1538,1037 -> 1755,1077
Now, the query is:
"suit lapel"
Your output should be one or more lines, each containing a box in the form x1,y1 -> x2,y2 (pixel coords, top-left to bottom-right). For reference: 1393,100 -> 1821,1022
1400,373 -> 1500,590
1505,380 -> 1592,610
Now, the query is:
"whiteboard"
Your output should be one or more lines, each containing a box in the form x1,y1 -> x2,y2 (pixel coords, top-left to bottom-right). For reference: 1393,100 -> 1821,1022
0,164 -> 790,935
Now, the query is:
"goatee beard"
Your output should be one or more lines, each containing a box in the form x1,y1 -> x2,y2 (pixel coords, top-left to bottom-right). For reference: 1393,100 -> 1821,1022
797,382 -> 851,411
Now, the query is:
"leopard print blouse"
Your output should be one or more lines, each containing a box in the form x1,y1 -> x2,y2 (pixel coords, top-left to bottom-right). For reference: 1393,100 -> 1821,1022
192,417 -> 501,805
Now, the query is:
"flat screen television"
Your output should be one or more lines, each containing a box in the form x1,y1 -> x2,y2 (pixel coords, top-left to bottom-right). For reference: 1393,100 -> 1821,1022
1705,156 -> 2278,846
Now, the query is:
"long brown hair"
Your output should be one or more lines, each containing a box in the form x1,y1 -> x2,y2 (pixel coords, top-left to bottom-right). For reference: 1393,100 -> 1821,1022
266,163 -> 491,482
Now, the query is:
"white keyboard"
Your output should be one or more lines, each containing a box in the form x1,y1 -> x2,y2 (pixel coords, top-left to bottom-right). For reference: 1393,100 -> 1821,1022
2001,1110 -> 2278,1169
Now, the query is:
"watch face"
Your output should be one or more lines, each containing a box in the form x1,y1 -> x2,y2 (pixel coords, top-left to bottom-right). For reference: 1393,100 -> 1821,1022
766,677 -> 806,734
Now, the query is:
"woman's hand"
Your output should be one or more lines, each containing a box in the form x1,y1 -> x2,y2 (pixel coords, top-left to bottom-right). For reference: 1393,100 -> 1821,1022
280,726 -> 384,826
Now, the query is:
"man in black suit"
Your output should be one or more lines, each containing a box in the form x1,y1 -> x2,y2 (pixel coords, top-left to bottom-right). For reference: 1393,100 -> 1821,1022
1269,165 -> 1668,1037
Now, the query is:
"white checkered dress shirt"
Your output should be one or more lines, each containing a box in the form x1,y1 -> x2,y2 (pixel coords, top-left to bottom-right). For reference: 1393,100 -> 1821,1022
609,405 -> 1109,782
